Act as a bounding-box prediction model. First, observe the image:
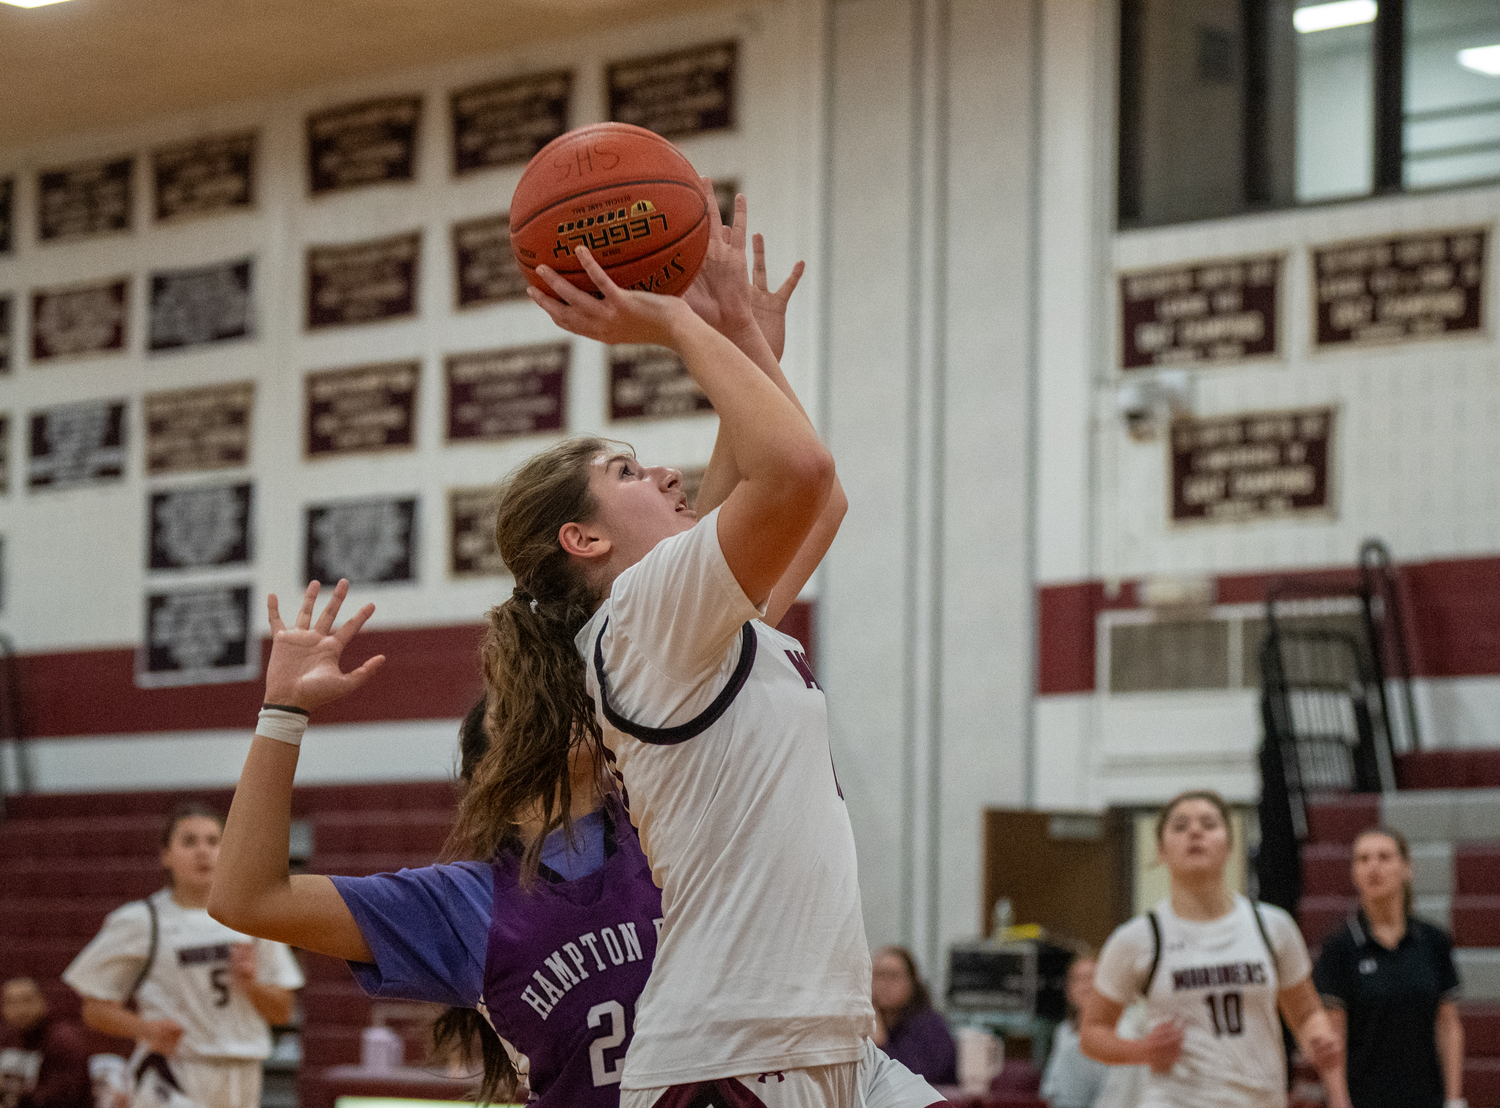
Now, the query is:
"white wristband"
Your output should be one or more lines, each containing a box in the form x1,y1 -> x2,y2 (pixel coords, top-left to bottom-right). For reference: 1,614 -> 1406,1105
256,706 -> 309,747
1445,1099 -> 1467,1108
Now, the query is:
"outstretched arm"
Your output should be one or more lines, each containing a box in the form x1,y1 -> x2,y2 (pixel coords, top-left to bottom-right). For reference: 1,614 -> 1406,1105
209,580 -> 383,962
1079,992 -> 1184,1072
1280,978 -> 1351,1108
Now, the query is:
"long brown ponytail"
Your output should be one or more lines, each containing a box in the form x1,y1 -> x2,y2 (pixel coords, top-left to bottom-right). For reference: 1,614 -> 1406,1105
442,437 -> 613,880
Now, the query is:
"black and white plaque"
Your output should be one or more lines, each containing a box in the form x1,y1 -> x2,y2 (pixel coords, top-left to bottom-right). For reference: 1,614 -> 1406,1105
307,96 -> 422,194
0,176 -> 12,253
608,41 -> 737,139
153,131 -> 257,221
305,496 -> 418,585
148,483 -> 253,570
449,485 -> 505,578
139,584 -> 258,688
149,258 -> 254,352
609,344 -> 713,420
28,398 -> 127,491
0,295 -> 11,374
38,156 -> 133,241
453,214 -> 528,307
307,231 -> 420,328
31,278 -> 129,361
145,382 -> 255,476
452,70 -> 571,174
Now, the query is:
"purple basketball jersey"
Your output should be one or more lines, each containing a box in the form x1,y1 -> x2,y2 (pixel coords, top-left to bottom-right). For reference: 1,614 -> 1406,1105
483,796 -> 662,1107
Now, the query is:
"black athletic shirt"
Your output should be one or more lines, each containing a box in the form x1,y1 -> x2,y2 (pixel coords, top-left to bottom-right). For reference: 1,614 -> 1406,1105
1312,910 -> 1460,1108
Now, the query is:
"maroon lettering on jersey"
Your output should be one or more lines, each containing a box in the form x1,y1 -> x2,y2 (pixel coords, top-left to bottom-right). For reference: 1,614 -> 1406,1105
785,649 -> 821,690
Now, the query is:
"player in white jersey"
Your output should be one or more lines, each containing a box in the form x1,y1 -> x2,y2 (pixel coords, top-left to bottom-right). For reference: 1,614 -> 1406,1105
483,188 -> 889,1108
1081,791 -> 1349,1108
63,804 -> 304,1108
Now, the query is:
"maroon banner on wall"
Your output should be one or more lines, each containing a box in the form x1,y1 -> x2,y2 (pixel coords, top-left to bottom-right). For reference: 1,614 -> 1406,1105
149,258 -> 254,351
0,414 -> 10,494
144,382 -> 255,476
452,214 -> 529,307
0,294 -> 11,374
0,176 -> 13,253
1313,227 -> 1487,348
451,70 -> 571,174
1170,406 -> 1335,524
1119,254 -> 1281,369
446,342 -> 567,441
306,231 -> 420,328
607,40 -> 738,138
31,278 -> 129,361
307,96 -> 422,194
448,485 -> 505,577
37,156 -> 133,241
153,131 -> 257,221
306,361 -> 419,457
609,344 -> 712,420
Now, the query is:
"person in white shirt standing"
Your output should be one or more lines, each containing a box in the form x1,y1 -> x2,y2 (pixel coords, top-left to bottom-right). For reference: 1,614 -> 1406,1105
63,803 -> 304,1108
1080,790 -> 1350,1108
478,186 -> 892,1108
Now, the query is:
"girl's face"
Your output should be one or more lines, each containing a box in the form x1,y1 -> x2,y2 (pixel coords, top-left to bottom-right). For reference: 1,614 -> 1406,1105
1157,798 -> 1231,878
871,950 -> 914,1010
161,815 -> 222,892
1352,832 -> 1409,906
582,452 -> 695,570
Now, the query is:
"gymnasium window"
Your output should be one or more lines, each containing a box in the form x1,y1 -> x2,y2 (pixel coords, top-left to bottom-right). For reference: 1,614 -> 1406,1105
1118,0 -> 1500,228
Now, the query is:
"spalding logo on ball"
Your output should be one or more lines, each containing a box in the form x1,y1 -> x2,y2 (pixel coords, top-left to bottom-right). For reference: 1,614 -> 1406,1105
509,122 -> 710,298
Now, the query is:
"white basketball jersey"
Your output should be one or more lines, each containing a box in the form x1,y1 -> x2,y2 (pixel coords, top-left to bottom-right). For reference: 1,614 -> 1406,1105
578,507 -> 875,1090
64,889 -> 304,1061
1094,894 -> 1311,1108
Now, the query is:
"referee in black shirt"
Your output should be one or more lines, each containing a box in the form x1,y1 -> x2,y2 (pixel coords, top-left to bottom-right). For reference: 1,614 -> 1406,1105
1313,827 -> 1466,1108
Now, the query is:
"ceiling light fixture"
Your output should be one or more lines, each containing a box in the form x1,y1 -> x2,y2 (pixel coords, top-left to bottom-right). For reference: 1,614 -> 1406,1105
0,0 -> 78,7
1294,0 -> 1377,33
1458,45 -> 1500,76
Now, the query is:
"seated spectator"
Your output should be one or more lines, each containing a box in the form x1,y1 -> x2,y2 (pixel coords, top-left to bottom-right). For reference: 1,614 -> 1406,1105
1042,955 -> 1108,1108
0,979 -> 92,1108
872,945 -> 957,1085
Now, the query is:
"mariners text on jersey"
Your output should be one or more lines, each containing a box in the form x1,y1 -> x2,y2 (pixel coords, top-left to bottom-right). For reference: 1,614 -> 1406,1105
521,918 -> 662,1020
1171,961 -> 1270,991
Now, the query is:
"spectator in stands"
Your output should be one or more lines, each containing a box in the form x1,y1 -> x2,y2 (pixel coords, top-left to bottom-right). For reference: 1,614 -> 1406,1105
62,802 -> 303,1108
1313,827 -> 1465,1108
0,978 -> 91,1108
1042,954 -> 1108,1108
872,945 -> 957,1085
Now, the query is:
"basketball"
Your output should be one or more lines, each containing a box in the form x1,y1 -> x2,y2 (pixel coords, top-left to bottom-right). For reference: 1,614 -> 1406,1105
509,122 -> 711,298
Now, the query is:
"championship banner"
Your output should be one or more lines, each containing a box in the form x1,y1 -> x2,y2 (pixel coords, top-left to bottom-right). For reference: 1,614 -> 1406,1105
306,361 -> 419,457
149,258 -> 254,351
448,485 -> 505,578
148,482 -> 253,570
307,96 -> 422,194
306,231 -> 420,328
1313,227 -> 1487,348
31,277 -> 129,362
446,342 -> 567,441
0,414 -> 10,494
305,496 -> 418,584
153,131 -> 257,221
451,70 -> 571,174
28,398 -> 127,491
609,344 -> 712,420
1170,406 -> 1335,524
0,176 -> 13,253
1119,254 -> 1282,369
38,156 -> 133,241
138,584 -> 259,688
607,41 -> 737,139
144,381 -> 255,476
453,214 -> 528,307
0,295 -> 11,374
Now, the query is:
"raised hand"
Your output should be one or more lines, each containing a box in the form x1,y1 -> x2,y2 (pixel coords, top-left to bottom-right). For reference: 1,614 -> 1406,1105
682,181 -> 757,341
263,580 -> 385,714
750,232 -> 804,363
527,246 -> 692,349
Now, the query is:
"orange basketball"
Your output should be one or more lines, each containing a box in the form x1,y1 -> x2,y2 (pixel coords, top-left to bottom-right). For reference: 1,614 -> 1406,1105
510,123 -> 710,298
